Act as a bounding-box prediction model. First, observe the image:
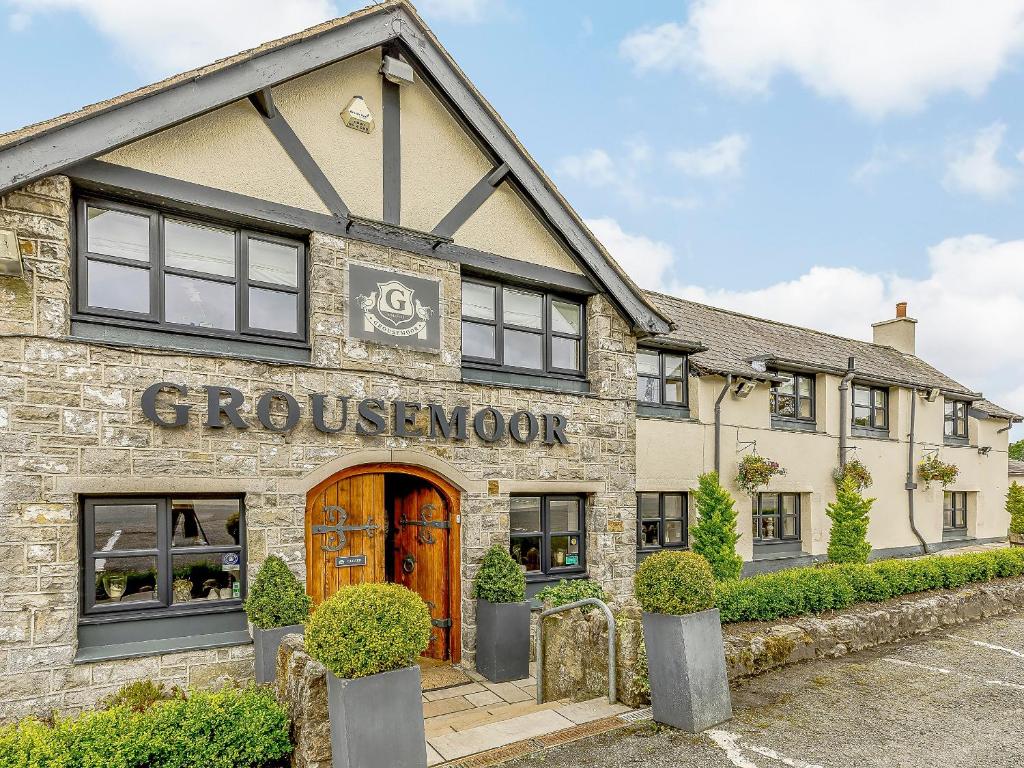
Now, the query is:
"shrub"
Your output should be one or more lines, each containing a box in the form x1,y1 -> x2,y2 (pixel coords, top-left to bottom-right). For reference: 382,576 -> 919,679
472,544 -> 526,603
634,550 -> 715,615
825,477 -> 874,564
102,680 -> 183,712
535,578 -> 608,612
831,563 -> 892,603
832,458 -> 873,490
0,685 -> 291,768
243,555 -> 312,630
1008,481 -> 1024,535
304,582 -> 432,679
735,454 -> 786,495
690,471 -> 743,580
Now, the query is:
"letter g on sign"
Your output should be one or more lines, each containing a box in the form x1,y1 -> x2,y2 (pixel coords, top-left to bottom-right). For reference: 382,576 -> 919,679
141,382 -> 191,428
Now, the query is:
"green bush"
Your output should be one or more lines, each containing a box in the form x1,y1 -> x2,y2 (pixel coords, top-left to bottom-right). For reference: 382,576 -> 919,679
714,548 -> 1024,624
825,476 -> 873,564
243,555 -> 312,630
634,550 -> 715,615
689,472 -> 743,580
102,680 -> 184,713
535,578 -> 608,612
1008,481 -> 1024,535
0,685 -> 291,768
304,582 -> 432,679
472,544 -> 526,603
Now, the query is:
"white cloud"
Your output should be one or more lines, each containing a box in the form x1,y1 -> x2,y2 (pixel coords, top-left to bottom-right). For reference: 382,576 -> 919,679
669,133 -> 748,179
944,122 -> 1018,199
558,149 -> 620,189
586,217 -> 675,292
557,144 -> 699,211
620,0 -> 1024,118
852,144 -> 913,186
7,11 -> 30,31
417,0 -> 498,24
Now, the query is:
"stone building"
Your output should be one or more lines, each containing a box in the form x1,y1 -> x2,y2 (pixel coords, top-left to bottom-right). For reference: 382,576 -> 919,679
0,0 -> 1017,722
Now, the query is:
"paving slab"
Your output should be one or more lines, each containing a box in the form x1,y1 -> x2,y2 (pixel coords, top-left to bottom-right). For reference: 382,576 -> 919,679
425,743 -> 444,767
482,680 -> 534,703
422,682 -> 485,701
465,689 -> 504,707
423,695 -> 476,718
553,698 -> 632,725
429,709 -> 576,761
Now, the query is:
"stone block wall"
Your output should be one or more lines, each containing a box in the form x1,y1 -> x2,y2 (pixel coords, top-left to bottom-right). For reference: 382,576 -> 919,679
0,176 -> 640,720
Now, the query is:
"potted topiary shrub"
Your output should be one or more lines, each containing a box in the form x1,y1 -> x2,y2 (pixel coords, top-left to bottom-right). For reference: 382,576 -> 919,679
472,544 -> 529,682
1008,481 -> 1024,546
634,550 -> 732,733
305,582 -> 433,768
243,555 -> 312,684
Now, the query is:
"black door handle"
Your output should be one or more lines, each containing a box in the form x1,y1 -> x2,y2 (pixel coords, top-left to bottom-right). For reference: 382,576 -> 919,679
402,554 -> 416,574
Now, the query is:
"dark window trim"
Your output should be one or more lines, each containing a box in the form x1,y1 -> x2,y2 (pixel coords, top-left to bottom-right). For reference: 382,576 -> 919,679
636,492 -> 688,552
74,196 -> 308,346
769,370 -> 815,423
943,490 -> 968,531
944,399 -> 969,441
461,277 -> 587,379
636,348 -> 689,408
80,494 -> 246,621
770,415 -> 817,433
637,402 -> 691,421
752,492 -> 801,543
509,494 -> 586,581
851,383 -> 889,432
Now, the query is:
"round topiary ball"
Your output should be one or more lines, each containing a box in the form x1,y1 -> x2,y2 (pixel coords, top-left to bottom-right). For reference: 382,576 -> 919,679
243,555 -> 312,630
304,583 -> 433,679
472,544 -> 526,603
634,550 -> 716,616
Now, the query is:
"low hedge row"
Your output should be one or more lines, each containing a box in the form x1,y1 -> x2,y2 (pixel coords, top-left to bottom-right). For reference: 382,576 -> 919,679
0,685 -> 291,768
715,548 -> 1024,624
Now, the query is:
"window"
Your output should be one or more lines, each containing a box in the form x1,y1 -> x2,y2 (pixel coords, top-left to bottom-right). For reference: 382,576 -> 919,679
943,491 -> 968,530
76,198 -> 306,345
636,349 -> 688,406
82,496 -> 244,617
770,371 -> 814,421
852,384 -> 888,431
752,492 -> 800,542
509,495 -> 585,578
461,279 -> 584,376
944,399 -> 968,440
637,492 -> 687,551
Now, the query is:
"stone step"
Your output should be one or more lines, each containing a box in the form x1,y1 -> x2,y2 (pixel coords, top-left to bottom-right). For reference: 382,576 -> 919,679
429,709 -> 577,761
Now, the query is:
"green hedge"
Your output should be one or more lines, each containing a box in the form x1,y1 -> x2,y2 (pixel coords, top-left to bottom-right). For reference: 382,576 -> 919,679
535,578 -> 608,610
715,548 -> 1024,624
0,685 -> 291,768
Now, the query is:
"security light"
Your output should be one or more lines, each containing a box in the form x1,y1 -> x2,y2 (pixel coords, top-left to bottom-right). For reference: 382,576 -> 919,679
341,96 -> 374,134
380,55 -> 414,85
925,388 -> 940,402
733,379 -> 757,398
0,229 -> 22,277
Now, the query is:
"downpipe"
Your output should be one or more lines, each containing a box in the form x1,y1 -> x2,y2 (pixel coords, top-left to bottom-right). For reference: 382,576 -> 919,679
907,392 -> 929,554
714,374 -> 733,476
838,357 -> 855,468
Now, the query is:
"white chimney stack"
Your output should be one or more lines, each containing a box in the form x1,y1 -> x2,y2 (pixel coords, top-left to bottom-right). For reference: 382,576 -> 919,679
872,301 -> 916,355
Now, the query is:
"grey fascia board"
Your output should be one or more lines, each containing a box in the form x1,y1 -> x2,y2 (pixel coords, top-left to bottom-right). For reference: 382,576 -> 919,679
0,9 -> 397,194
639,339 -> 708,354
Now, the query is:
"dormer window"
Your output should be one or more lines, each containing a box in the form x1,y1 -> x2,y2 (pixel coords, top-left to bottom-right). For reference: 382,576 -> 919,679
636,349 -> 688,407
944,399 -> 968,441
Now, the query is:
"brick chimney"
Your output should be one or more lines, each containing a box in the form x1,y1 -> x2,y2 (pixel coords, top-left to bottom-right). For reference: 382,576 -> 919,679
872,302 -> 916,355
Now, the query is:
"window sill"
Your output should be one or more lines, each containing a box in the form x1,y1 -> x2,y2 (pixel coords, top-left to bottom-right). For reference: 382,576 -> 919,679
851,426 -> 891,440
770,416 -> 818,433
76,607 -> 247,663
636,403 -> 691,421
942,529 -> 971,542
461,366 -> 590,395
74,629 -> 251,664
943,437 -> 970,448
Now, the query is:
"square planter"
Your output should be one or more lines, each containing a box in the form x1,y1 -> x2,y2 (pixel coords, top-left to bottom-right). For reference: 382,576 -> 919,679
476,598 -> 530,682
252,624 -> 303,684
327,664 -> 427,768
641,607 -> 732,733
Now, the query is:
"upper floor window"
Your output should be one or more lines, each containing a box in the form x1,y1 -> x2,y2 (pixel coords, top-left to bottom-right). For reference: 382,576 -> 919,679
852,384 -> 888,431
637,492 -> 687,551
770,371 -> 814,422
81,496 -> 244,618
461,279 -> 584,376
76,198 -> 306,344
944,399 -> 968,440
636,349 -> 688,407
509,495 -> 585,579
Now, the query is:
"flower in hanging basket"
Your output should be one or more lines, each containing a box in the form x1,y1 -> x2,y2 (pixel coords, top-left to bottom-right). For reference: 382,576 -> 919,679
917,454 -> 959,489
832,458 -> 873,490
736,453 -> 786,495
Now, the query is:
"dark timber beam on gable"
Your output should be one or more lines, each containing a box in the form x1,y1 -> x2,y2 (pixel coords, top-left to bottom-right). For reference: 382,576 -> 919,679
382,49 -> 402,225
431,163 -> 510,239
247,89 -> 350,219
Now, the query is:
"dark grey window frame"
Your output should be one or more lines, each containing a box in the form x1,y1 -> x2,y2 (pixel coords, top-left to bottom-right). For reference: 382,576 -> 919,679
752,492 -> 801,543
852,383 -> 889,434
636,492 -> 688,552
944,399 -> 969,442
636,348 -> 688,408
943,491 -> 968,531
509,494 -> 586,582
74,196 -> 308,349
770,370 -> 815,425
80,494 -> 246,622
461,277 -> 587,380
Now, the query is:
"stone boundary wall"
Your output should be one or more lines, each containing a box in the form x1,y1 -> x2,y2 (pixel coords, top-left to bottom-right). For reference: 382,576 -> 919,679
277,634 -> 331,768
540,578 -> 1024,707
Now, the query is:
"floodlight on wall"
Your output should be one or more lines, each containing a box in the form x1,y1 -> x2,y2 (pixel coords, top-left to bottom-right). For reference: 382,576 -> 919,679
733,379 -> 757,398
978,446 -> 992,456
0,229 -> 23,277
925,388 -> 940,402
380,55 -> 414,85
341,96 -> 374,134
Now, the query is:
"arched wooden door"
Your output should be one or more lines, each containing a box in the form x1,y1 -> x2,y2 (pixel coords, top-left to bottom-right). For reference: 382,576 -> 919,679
305,464 -> 462,662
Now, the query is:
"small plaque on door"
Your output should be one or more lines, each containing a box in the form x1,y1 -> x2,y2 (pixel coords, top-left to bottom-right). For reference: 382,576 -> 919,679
335,555 -> 367,568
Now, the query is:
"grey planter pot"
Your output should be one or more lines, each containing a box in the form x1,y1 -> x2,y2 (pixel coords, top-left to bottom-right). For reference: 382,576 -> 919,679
252,624 -> 303,684
641,607 -> 732,733
476,598 -> 530,682
327,664 -> 427,768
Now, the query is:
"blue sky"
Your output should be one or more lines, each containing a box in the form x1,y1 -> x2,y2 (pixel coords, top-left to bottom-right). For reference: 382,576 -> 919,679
3,0 -> 1024,431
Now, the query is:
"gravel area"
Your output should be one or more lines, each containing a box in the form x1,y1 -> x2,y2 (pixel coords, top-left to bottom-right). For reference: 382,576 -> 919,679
505,612 -> 1024,768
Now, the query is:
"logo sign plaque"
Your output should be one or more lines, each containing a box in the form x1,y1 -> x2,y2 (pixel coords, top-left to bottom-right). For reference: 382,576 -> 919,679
349,264 -> 440,351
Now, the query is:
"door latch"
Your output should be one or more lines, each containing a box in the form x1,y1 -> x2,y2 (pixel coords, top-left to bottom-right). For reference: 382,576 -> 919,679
402,554 -> 416,574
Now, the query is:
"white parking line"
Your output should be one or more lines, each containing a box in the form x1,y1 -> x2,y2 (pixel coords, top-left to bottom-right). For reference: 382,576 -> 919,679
707,729 -> 826,768
883,657 -> 1024,690
948,635 -> 1024,659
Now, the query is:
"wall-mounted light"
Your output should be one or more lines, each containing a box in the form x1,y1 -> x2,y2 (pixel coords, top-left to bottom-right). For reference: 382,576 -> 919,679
341,96 -> 374,134
732,379 -> 757,398
0,229 -> 23,277
978,446 -> 992,456
380,55 -> 414,86
925,388 -> 940,402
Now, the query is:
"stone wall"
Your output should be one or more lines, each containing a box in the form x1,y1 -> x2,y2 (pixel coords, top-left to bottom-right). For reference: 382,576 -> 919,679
277,634 -> 331,768
0,175 -> 640,720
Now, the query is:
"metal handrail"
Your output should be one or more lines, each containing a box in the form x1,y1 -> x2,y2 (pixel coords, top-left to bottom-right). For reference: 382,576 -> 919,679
534,598 -> 616,705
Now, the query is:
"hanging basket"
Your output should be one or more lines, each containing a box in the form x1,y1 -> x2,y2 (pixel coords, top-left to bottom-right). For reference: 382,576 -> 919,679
917,454 -> 959,489
736,454 -> 786,495
833,458 -> 873,490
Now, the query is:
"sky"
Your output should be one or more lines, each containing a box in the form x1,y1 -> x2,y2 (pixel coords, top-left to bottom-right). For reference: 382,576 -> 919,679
2,0 -> 1024,435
